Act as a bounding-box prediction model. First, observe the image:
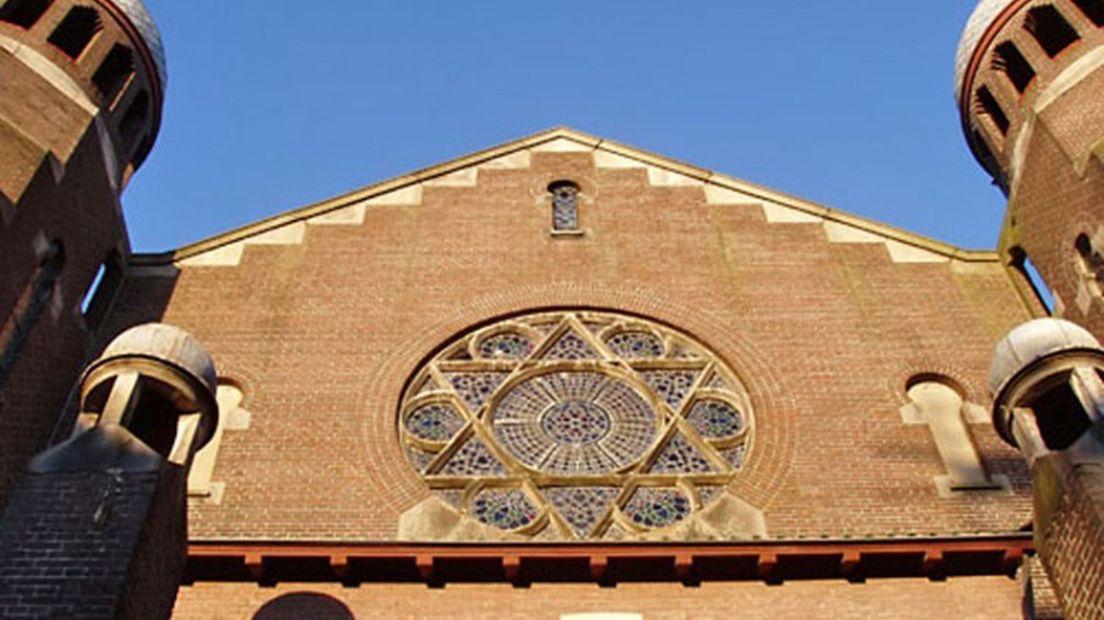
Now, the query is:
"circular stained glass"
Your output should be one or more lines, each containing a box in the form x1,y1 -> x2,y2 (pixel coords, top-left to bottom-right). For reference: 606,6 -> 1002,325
605,330 -> 665,359
492,371 -> 657,474
405,403 -> 465,443
541,400 -> 612,444
686,399 -> 744,440
399,310 -> 754,540
477,331 -> 533,359
470,488 -> 539,531
622,487 -> 692,529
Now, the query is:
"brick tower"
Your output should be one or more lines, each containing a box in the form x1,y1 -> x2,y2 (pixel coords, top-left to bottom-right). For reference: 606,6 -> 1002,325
988,318 -> 1104,619
0,0 -> 165,507
0,323 -> 218,618
956,0 -> 1104,335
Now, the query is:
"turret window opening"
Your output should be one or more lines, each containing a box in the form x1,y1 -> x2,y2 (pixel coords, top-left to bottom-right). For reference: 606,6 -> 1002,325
1029,379 -> 1093,450
0,241 -> 64,387
47,6 -> 101,60
993,42 -> 1036,94
0,0 -> 52,29
1024,5 -> 1080,57
1075,233 -> 1104,293
549,180 -> 582,234
92,44 -> 135,105
119,90 -> 149,156
1072,0 -> 1104,26
975,87 -> 1010,135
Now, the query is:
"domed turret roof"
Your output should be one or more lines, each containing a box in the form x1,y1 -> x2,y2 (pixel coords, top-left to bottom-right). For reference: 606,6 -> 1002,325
106,0 -> 166,87
988,318 -> 1101,397
954,0 -> 1019,105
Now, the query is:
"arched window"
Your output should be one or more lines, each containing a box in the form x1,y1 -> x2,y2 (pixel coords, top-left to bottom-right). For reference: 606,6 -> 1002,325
0,0 -> 52,29
901,376 -> 1006,495
1076,234 -> 1104,282
549,180 -> 582,234
80,250 -> 123,331
119,90 -> 150,156
1009,247 -> 1055,313
1024,5 -> 1080,57
992,42 -> 1036,94
0,241 -> 64,387
47,5 -> 101,60
92,44 -> 135,104
975,87 -> 1010,135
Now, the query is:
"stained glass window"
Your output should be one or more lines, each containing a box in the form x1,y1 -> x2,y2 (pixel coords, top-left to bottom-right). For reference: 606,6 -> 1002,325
399,310 -> 754,540
549,181 -> 580,232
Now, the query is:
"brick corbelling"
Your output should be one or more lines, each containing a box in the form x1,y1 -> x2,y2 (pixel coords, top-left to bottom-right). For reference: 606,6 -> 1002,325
173,576 -> 1026,619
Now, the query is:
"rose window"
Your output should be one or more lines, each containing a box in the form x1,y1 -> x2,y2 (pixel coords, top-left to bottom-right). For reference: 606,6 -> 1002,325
399,310 -> 753,539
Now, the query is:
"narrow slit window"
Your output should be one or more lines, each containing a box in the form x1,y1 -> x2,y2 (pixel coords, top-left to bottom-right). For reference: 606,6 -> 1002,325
975,87 -> 1010,135
0,242 -> 64,387
549,180 -> 581,233
1024,5 -> 1080,57
119,90 -> 149,155
80,251 -> 122,330
1011,247 -> 1056,313
47,6 -> 101,59
92,44 -> 134,103
1072,0 -> 1104,26
0,0 -> 52,29
993,42 -> 1036,93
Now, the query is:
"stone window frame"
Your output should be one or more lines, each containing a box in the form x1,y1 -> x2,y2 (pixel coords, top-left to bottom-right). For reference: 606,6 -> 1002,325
548,180 -> 585,238
900,375 -> 1011,497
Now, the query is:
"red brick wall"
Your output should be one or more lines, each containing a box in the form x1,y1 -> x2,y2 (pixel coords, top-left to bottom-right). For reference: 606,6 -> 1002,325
0,469 -> 162,618
105,148 -> 1035,542
174,577 -> 1023,619
1038,462 -> 1104,619
0,0 -> 164,508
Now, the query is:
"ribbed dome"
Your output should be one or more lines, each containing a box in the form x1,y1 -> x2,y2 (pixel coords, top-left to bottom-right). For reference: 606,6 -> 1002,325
106,0 -> 166,87
954,0 -> 1019,105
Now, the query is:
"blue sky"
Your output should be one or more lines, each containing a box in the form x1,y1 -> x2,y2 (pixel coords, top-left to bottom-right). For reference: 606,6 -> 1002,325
127,1 -> 1004,253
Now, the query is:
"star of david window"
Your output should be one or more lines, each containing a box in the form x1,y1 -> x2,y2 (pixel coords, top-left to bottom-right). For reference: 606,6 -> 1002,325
399,310 -> 753,540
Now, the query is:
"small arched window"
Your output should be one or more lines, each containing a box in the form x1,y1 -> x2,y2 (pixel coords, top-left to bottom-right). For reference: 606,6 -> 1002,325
1075,233 -> 1104,292
0,0 -> 52,29
549,180 -> 582,235
92,44 -> 135,105
47,5 -> 101,60
1073,0 -> 1104,26
992,42 -> 1036,94
1024,5 -> 1080,57
0,241 -> 64,387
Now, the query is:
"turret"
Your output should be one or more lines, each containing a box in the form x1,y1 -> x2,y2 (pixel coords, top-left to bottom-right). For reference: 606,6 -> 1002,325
0,323 -> 218,619
0,0 -> 166,506
988,318 -> 1104,618
957,0 -> 1104,336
